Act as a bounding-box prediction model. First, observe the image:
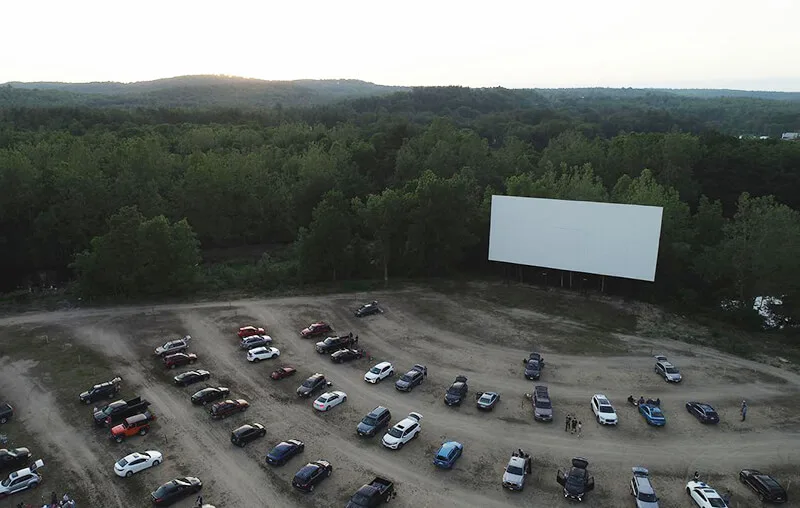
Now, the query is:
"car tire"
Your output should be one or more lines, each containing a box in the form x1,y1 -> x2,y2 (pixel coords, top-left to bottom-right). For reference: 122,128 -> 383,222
140,428 -> 148,436
85,399 -> 92,405
397,442 -> 404,449
153,460 -> 161,466
327,468 -> 332,477
596,414 -> 601,423
125,470 -> 133,477
115,436 -> 123,443
202,400 -> 208,406
29,481 -> 39,489
170,364 -> 176,369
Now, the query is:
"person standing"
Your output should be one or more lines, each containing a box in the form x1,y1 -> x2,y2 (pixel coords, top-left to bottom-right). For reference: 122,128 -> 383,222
565,413 -> 572,432
571,417 -> 577,434
741,400 -> 748,421
577,421 -> 582,437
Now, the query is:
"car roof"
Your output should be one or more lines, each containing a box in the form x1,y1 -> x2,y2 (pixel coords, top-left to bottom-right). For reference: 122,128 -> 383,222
250,346 -> 268,353
396,417 -> 418,429
634,475 -> 656,494
508,456 -> 527,467
374,361 -> 392,369
439,441 -> 461,452
593,394 -> 609,401
368,406 -> 389,416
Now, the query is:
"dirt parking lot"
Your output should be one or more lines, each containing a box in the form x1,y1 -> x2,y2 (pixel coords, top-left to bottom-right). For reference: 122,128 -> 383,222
0,282 -> 798,507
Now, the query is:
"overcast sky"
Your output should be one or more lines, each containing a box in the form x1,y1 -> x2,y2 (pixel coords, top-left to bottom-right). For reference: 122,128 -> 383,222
3,0 -> 798,90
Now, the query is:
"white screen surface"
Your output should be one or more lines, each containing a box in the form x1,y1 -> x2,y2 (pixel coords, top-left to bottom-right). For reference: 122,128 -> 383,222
488,196 -> 663,282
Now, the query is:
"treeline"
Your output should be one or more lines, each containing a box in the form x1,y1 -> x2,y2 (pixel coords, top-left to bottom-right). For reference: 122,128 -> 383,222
1,100 -> 800,327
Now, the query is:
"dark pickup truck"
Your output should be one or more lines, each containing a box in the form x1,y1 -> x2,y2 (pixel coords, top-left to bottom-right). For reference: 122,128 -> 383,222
93,396 -> 150,427
315,333 -> 358,354
346,476 -> 396,508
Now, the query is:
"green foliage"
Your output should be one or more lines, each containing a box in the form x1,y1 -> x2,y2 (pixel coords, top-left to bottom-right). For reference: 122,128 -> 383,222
72,206 -> 200,298
296,190 -> 357,281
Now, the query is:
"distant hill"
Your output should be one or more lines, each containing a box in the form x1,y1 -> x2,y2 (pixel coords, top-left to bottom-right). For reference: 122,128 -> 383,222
0,75 -> 407,108
3,75 -> 800,110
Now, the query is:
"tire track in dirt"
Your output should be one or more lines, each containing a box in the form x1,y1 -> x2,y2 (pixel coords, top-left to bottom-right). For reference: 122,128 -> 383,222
0,358 -> 127,508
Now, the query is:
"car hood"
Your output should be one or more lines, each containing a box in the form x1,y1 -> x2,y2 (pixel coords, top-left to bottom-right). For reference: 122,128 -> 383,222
356,421 -> 376,434
79,390 -> 91,399
297,386 -> 312,394
395,379 -> 410,387
503,471 -> 524,485
315,341 -> 326,348
444,392 -> 463,402
535,407 -> 553,416
635,499 -> 661,508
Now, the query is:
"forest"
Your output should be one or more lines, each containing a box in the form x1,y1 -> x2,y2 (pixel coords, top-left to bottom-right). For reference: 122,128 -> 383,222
1,82 -> 799,330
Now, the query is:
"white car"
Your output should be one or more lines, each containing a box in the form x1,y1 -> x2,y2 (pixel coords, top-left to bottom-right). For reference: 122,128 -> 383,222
364,361 -> 394,383
381,412 -> 422,449
591,394 -> 618,425
114,450 -> 163,478
686,480 -> 729,508
312,391 -> 347,411
247,346 -> 280,362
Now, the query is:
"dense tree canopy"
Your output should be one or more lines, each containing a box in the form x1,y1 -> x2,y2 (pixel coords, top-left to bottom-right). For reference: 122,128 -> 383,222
1,85 -> 800,326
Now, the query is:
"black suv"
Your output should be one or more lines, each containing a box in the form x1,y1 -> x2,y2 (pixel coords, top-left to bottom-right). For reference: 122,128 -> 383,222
297,374 -> 331,398
231,423 -> 266,447
739,469 -> 787,503
292,460 -> 333,492
444,375 -> 468,406
395,364 -> 427,392
356,406 -> 392,437
315,334 -> 358,354
79,376 -> 122,404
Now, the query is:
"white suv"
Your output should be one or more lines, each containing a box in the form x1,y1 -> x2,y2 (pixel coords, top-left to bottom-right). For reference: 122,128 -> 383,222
364,361 -> 394,384
246,346 -> 280,362
381,412 -> 422,449
591,394 -> 618,425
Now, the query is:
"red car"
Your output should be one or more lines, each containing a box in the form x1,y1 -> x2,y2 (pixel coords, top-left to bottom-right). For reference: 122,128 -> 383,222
238,326 -> 266,338
271,366 -> 297,380
210,399 -> 249,419
164,353 -> 198,369
300,322 -> 332,338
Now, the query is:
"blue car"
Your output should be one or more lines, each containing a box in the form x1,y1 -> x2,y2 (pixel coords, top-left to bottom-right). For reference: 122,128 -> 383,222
639,404 -> 666,426
433,441 -> 463,468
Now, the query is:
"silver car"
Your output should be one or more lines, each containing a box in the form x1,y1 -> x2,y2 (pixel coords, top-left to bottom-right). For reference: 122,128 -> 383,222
502,450 -> 532,490
630,467 -> 660,507
0,459 -> 44,497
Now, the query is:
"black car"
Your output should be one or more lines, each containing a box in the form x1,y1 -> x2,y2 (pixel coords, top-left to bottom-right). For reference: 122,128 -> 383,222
331,348 -> 364,363
0,447 -> 31,471
151,476 -> 202,506
444,375 -> 468,406
266,439 -> 305,466
297,374 -> 331,398
685,402 -> 720,424
739,469 -> 787,503
292,460 -> 332,492
557,457 -> 595,501
355,301 -> 381,317
173,370 -> 211,387
0,403 -> 13,424
315,334 -> 358,354
190,386 -> 230,406
523,359 -> 541,380
356,406 -> 392,437
231,423 -> 266,447
79,376 -> 122,404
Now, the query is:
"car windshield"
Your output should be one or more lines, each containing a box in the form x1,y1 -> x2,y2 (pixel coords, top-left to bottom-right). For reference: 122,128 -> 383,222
436,451 -> 451,460
323,338 -> 335,345
527,361 -> 538,369
638,492 -> 658,502
537,400 -> 551,409
302,379 -> 316,387
708,498 -> 726,507
400,374 -> 413,381
506,465 -> 525,475
1,477 -> 10,487
369,367 -> 382,374
388,427 -> 403,438
117,458 -> 128,467
447,385 -> 462,394
650,407 -> 663,417
480,395 -> 493,403
666,367 -> 679,374
599,405 -> 614,413
154,484 -> 174,496
272,444 -> 291,456
361,416 -> 377,426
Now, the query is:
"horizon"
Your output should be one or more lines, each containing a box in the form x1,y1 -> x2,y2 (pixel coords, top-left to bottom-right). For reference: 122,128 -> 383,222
2,0 -> 799,92
3,73 -> 800,93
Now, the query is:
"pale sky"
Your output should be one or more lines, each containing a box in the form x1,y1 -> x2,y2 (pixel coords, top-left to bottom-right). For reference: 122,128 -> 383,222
3,0 -> 799,90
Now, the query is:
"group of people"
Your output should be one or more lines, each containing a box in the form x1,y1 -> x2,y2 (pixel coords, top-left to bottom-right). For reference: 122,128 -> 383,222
565,414 -> 582,436
627,395 -> 660,407
17,492 -> 75,508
